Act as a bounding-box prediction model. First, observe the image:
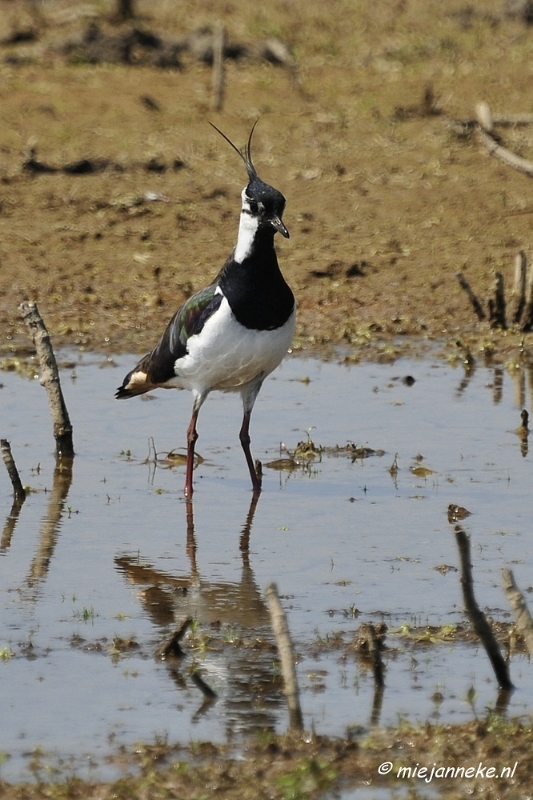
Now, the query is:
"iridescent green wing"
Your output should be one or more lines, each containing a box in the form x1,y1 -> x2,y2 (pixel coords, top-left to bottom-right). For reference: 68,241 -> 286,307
143,284 -> 223,385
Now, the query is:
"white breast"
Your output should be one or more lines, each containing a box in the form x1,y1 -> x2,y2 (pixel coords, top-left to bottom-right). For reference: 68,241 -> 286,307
170,297 -> 295,395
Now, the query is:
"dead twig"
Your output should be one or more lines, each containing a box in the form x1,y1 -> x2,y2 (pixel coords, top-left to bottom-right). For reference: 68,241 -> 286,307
475,101 -> 494,134
475,102 -> 533,177
487,271 -> 506,329
511,251 -> 527,324
492,114 -> 533,126
265,582 -> 304,731
155,617 -> 192,660
211,22 -> 226,112
457,253 -> 533,332
20,302 -> 74,459
520,258 -> 533,331
454,525 -> 513,691
502,568 -> 533,658
0,439 -> 26,503
355,622 -> 386,688
456,272 -> 486,321
477,126 -> 533,177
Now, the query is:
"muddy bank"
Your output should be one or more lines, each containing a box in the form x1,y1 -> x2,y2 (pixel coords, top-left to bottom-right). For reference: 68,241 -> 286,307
1,1 -> 533,364
0,718 -> 531,799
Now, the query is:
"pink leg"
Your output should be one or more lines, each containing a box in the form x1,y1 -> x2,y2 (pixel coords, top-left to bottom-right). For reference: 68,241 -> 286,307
185,408 -> 199,498
239,410 -> 262,493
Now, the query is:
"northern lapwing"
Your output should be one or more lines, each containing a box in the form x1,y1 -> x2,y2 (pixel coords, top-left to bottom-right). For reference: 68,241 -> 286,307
116,123 -> 296,497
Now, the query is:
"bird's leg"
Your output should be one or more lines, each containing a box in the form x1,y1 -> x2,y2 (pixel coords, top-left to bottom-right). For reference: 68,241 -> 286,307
185,408 -> 199,498
239,410 -> 262,493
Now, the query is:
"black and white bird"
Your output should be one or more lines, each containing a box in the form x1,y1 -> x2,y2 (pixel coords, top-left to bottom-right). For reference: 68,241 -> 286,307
116,123 -> 295,497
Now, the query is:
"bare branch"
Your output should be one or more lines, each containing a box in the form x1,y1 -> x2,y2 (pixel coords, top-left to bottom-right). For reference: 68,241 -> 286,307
520,260 -> 533,331
19,302 -> 74,458
488,271 -> 506,328
502,568 -> 533,657
475,101 -> 494,133
477,125 -> 533,177
155,617 -> 192,660
0,439 -> 26,503
454,525 -> 513,691
265,582 -> 304,731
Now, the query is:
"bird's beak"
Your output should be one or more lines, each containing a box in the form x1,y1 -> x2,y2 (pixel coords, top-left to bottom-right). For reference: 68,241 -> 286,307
270,216 -> 290,239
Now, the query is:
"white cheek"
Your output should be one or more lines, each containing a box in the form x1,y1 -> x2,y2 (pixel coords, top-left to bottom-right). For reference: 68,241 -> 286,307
234,211 -> 259,263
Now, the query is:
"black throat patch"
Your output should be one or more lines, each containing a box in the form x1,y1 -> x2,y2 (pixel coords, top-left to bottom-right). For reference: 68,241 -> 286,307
220,236 -> 294,331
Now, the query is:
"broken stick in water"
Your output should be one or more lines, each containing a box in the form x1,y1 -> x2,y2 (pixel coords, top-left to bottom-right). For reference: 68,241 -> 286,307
265,582 -> 304,731
19,301 -> 74,459
355,622 -> 386,688
0,439 -> 26,503
454,525 -> 513,691
502,567 -> 533,658
155,617 -> 192,660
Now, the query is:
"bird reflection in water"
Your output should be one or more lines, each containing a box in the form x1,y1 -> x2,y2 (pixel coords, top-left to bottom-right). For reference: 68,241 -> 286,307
115,493 -> 285,733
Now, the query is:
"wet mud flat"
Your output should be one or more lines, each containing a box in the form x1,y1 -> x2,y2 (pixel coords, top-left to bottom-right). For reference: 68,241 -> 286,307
5,0 -> 533,367
1,350 -> 533,797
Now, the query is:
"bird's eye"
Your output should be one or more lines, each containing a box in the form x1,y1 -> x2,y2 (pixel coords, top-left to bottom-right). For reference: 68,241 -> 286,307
247,199 -> 259,214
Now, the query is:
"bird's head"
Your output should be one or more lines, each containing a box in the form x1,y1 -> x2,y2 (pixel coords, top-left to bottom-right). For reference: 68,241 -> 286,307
210,121 -> 289,240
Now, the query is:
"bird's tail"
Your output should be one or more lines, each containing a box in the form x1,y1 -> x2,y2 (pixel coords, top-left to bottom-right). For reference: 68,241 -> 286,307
115,368 -> 152,399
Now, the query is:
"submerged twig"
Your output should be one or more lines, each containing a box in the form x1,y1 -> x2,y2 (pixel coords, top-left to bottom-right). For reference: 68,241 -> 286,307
356,622 -> 386,688
502,568 -> 533,658
265,582 -> 304,731
19,301 -> 74,458
1,439 -> 26,553
454,526 -> 513,691
155,617 -> 193,660
1,439 -> 26,503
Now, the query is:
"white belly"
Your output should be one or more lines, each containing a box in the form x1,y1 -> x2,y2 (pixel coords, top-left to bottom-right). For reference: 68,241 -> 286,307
170,297 -> 295,394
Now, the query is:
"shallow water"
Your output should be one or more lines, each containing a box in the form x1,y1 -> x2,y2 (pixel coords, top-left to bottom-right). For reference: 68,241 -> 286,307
1,350 -> 533,783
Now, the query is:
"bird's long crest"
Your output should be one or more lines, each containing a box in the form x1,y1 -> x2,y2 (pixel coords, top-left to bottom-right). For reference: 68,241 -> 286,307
209,120 -> 260,182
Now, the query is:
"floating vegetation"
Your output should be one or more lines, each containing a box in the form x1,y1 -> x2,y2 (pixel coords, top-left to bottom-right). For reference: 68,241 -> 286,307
266,433 -> 384,474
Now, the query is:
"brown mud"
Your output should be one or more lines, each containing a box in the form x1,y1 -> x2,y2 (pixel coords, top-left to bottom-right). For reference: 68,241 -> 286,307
2,1 -> 533,366
0,717 -> 531,799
